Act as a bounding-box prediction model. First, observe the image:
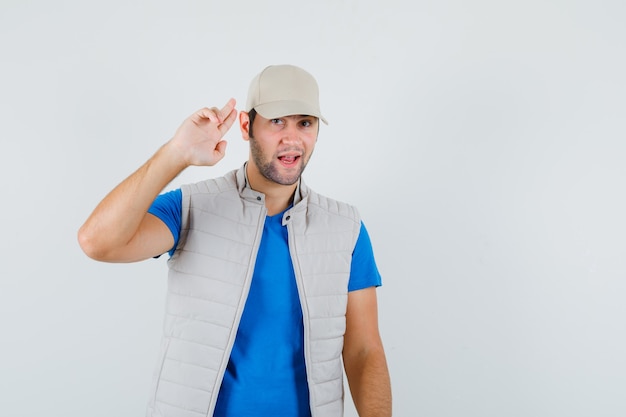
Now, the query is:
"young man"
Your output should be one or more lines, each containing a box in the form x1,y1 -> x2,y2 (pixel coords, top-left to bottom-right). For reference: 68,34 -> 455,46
78,64 -> 391,417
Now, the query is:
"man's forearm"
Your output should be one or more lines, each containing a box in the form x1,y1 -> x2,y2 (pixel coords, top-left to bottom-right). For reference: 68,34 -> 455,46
346,347 -> 392,417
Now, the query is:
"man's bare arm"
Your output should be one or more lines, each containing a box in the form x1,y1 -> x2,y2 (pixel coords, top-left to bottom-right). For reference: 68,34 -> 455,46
77,99 -> 237,262
343,287 -> 392,416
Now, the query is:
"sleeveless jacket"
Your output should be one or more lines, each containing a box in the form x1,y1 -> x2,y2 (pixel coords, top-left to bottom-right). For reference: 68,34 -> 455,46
146,165 -> 361,417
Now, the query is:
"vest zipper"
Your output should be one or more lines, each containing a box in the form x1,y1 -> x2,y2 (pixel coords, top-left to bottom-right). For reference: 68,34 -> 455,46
285,217 -> 317,417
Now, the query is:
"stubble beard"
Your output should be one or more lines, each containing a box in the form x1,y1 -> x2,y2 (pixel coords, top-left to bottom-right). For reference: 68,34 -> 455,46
249,136 -> 311,186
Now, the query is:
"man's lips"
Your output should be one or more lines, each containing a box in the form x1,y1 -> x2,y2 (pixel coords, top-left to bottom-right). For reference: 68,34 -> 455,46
278,155 -> 300,165
277,150 -> 303,164
278,155 -> 299,162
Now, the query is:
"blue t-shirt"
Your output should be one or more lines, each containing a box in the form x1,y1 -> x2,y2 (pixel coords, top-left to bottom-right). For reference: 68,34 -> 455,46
148,189 -> 382,416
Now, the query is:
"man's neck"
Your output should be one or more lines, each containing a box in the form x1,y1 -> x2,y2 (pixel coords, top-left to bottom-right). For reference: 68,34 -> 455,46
245,164 -> 298,216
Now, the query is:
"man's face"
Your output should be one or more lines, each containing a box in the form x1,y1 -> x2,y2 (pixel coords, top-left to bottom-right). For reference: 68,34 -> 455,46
245,113 -> 319,186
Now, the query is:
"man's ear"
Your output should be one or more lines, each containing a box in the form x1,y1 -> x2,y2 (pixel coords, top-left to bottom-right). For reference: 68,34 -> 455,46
239,111 -> 251,141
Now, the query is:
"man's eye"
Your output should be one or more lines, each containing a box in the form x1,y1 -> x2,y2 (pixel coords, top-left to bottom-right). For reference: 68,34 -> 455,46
301,120 -> 311,127
270,118 -> 283,124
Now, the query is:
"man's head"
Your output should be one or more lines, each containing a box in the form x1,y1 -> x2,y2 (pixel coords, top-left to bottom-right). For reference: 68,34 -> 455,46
245,64 -> 328,125
240,65 -> 326,187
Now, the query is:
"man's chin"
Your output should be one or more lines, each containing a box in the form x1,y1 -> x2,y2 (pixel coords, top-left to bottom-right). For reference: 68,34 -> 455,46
266,164 -> 305,185
269,171 -> 303,186
273,176 -> 300,186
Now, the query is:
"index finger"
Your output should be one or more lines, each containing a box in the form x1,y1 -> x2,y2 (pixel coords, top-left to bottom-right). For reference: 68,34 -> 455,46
217,100 -> 238,135
218,98 -> 237,122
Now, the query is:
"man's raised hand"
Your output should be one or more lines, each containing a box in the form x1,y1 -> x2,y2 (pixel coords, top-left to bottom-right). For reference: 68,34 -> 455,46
168,98 -> 238,167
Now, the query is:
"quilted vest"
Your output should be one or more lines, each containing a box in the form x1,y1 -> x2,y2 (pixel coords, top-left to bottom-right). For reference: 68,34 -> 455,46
146,165 -> 361,417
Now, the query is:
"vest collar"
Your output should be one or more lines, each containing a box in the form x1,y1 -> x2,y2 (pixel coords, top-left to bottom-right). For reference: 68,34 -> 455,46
236,163 -> 309,209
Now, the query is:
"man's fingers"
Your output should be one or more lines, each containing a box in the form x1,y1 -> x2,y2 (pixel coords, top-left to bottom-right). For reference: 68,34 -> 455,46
216,98 -> 238,134
218,98 -> 237,122
218,105 -> 238,135
192,107 -> 220,124
214,140 -> 228,157
192,98 -> 237,127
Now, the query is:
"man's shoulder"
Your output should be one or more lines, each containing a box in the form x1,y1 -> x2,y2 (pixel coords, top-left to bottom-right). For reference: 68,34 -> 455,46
181,169 -> 239,196
304,186 -> 361,222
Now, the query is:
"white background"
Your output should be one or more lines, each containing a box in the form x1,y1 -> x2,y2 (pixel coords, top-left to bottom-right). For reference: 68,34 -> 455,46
1,1 -> 625,416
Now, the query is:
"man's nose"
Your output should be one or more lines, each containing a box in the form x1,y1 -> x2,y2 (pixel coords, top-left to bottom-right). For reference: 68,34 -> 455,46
281,123 -> 301,144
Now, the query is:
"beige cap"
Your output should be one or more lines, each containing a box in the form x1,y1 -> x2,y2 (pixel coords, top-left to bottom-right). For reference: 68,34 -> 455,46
245,64 -> 328,125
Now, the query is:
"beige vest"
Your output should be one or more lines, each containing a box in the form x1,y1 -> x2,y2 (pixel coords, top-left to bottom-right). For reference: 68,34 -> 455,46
146,165 -> 361,417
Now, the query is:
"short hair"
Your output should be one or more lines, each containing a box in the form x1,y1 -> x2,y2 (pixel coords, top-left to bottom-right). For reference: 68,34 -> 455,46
248,108 -> 257,138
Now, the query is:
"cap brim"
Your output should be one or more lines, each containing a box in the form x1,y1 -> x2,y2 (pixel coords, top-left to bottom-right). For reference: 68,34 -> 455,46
254,100 -> 328,125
